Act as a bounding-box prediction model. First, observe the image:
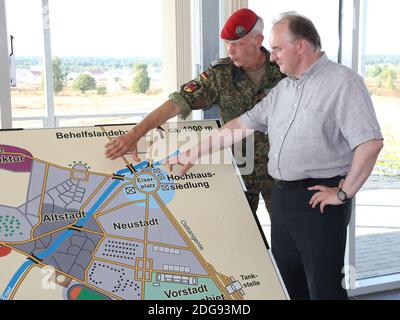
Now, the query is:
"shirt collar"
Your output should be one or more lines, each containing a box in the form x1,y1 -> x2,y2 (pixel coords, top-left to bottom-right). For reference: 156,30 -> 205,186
232,46 -> 270,83
300,52 -> 329,80
288,52 -> 329,82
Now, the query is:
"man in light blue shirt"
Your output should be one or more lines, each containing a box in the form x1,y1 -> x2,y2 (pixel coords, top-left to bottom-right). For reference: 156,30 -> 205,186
168,13 -> 383,299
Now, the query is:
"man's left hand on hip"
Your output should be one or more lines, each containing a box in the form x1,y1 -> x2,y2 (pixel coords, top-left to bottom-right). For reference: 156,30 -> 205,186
308,179 -> 346,213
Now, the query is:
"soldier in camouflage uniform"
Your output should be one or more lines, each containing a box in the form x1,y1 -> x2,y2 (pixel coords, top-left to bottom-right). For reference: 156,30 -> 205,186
105,8 -> 284,215
169,48 -> 283,214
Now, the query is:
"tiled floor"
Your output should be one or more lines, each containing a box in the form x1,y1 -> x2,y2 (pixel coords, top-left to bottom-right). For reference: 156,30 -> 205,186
355,183 -> 400,279
356,232 -> 400,278
255,198 -> 400,300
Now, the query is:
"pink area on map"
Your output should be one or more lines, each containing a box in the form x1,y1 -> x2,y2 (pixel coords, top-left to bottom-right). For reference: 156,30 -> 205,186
0,144 -> 33,172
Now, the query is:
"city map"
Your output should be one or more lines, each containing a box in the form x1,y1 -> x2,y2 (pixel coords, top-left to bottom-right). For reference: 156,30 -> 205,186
0,120 -> 287,300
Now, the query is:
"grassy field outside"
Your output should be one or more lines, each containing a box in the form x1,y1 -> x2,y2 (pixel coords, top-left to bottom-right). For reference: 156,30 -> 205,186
372,96 -> 400,176
11,87 -> 165,117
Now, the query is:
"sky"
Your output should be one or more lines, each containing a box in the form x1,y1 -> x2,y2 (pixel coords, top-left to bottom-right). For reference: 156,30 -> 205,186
363,0 -> 400,55
6,0 -> 162,57
5,0 -> 400,58
250,0 -> 400,56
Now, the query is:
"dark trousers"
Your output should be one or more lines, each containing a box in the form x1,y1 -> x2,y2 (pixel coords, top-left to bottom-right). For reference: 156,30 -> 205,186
271,176 -> 352,300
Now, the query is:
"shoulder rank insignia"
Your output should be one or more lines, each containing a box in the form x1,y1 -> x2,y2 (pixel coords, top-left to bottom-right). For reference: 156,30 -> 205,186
210,58 -> 230,69
183,81 -> 200,93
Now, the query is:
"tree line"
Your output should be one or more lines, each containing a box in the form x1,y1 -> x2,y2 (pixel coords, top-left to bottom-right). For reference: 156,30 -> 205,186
17,54 -> 399,70
365,55 -> 400,65
43,57 -> 153,94
366,64 -> 400,95
17,55 -> 400,95
17,56 -> 161,71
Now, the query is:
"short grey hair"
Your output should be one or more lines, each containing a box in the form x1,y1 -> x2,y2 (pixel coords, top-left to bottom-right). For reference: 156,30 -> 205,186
273,12 -> 322,51
249,16 -> 264,36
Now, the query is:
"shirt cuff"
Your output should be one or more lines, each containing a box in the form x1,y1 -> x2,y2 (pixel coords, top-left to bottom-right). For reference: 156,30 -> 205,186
169,92 -> 192,120
346,128 -> 384,150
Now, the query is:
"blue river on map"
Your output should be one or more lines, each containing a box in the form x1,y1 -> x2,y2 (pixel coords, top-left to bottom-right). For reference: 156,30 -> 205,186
1,154 -> 178,300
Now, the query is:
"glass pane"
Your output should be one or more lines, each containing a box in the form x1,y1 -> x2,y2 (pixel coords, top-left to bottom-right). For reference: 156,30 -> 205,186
6,0 -> 46,128
248,0 -> 340,61
49,0 -> 164,121
356,0 -> 400,280
12,119 -> 44,129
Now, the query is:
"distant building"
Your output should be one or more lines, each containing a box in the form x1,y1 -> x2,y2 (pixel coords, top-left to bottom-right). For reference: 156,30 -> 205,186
85,70 -> 105,80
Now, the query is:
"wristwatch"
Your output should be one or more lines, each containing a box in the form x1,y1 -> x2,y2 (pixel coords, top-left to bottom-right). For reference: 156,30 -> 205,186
337,188 -> 349,203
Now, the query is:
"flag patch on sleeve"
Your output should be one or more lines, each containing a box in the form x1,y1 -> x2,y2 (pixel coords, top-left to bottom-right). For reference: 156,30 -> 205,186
183,81 -> 200,93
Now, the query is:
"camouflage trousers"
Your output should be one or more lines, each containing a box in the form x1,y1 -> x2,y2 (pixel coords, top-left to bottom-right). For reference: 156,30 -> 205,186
244,175 -> 273,216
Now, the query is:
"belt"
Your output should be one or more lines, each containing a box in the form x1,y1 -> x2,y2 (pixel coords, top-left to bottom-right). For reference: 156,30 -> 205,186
273,176 -> 345,188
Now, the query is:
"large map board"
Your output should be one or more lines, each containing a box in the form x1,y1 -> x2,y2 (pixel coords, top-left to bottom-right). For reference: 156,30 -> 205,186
0,120 -> 287,300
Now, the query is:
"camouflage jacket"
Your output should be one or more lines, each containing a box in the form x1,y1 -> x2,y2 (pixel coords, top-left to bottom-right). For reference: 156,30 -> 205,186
169,47 -> 285,193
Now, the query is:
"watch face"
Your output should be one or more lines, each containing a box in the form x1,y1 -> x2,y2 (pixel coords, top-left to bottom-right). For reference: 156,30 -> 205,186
337,190 -> 347,202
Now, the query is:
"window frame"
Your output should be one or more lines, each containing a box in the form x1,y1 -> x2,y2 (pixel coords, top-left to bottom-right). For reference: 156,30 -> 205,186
0,0 -> 12,129
343,0 -> 400,297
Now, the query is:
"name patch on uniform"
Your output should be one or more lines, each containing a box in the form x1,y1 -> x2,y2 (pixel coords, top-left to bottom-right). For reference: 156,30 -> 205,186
183,81 -> 200,93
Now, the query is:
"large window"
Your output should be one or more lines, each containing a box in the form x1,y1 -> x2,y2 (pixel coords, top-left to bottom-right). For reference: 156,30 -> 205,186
5,0 -> 165,128
6,0 -> 46,128
355,0 -> 400,281
50,0 -> 164,127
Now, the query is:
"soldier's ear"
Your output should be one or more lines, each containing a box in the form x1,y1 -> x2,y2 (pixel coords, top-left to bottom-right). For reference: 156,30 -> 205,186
255,34 -> 264,48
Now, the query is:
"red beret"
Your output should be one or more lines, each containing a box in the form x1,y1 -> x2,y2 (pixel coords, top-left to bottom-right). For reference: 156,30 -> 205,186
220,8 -> 258,41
